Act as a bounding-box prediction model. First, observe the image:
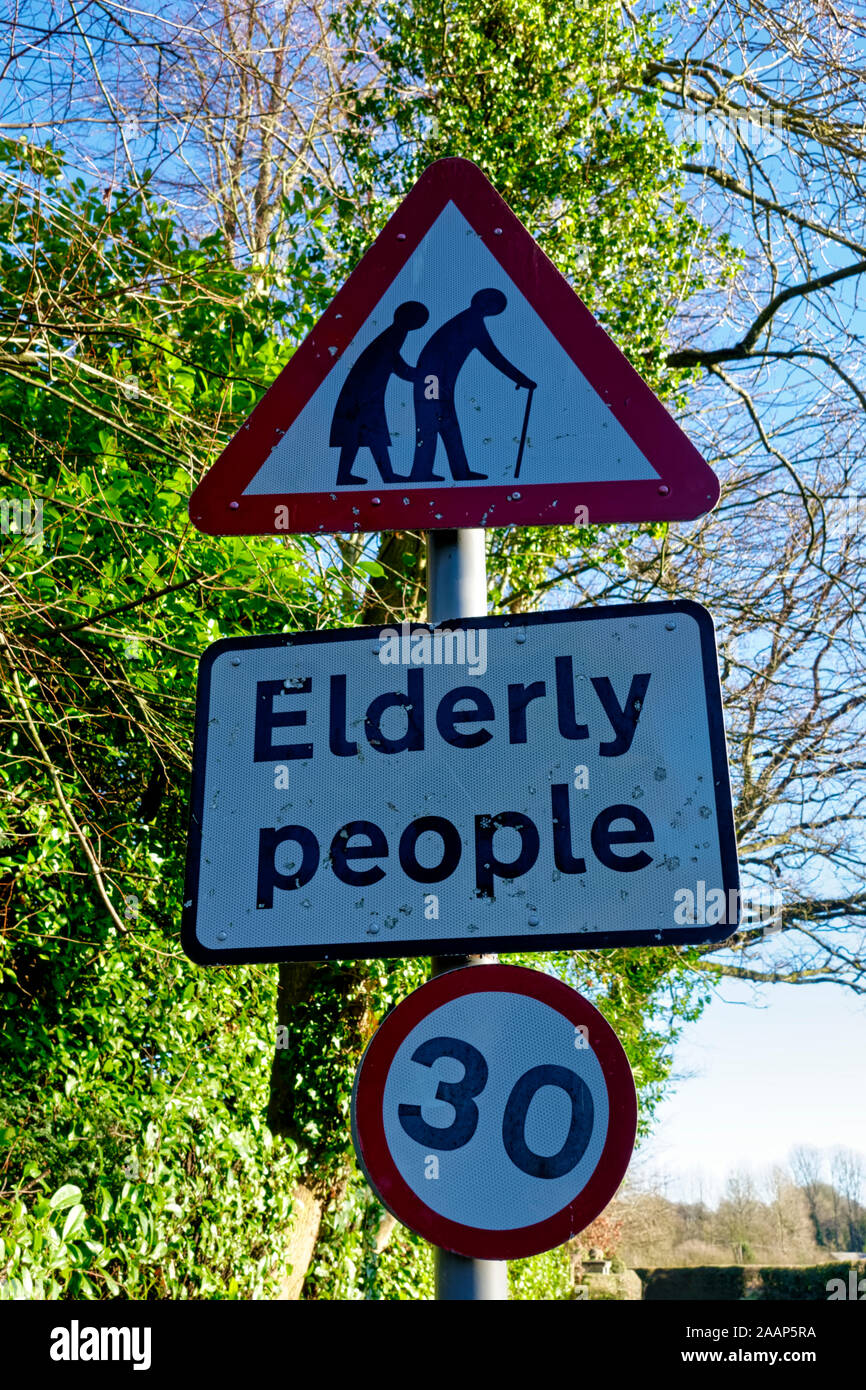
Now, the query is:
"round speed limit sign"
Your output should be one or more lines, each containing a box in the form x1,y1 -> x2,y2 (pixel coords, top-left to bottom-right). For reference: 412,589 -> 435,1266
351,964 -> 637,1259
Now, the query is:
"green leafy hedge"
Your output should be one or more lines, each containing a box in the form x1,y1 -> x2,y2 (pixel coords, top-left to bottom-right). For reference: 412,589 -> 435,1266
1,1083 -> 301,1300
758,1263 -> 866,1301
637,1266 -> 747,1300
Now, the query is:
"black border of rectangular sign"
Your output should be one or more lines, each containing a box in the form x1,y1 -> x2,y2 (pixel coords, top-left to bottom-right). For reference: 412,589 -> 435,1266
182,600 -> 740,964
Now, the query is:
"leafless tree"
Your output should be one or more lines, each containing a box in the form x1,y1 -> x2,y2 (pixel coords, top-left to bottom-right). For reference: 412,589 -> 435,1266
763,1165 -> 816,1257
831,1147 -> 866,1249
0,0 -> 361,262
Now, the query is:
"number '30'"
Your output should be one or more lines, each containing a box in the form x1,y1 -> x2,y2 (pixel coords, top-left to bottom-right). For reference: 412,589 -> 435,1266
398,1035 -> 594,1180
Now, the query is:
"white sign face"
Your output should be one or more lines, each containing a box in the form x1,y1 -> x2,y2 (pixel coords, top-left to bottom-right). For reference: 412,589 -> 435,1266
182,601 -> 739,964
351,964 -> 637,1260
381,990 -> 609,1230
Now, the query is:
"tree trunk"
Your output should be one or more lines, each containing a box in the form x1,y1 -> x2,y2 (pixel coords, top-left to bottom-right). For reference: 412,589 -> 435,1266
278,1183 -> 324,1299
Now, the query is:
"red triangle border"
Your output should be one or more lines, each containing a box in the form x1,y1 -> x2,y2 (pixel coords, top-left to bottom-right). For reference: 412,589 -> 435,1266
189,158 -> 719,535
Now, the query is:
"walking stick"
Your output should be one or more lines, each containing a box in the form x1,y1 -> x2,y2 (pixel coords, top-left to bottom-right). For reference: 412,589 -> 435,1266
514,383 -> 535,480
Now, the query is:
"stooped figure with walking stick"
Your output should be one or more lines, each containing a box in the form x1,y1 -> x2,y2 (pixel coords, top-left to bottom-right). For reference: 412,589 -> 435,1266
408,288 -> 535,483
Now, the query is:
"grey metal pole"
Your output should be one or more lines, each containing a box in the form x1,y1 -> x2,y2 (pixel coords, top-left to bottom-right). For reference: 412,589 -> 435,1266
426,528 -> 487,623
435,1250 -> 508,1301
425,527 -> 509,1302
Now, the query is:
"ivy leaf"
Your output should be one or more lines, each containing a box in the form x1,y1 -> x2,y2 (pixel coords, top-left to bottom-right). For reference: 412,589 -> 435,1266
49,1184 -> 82,1211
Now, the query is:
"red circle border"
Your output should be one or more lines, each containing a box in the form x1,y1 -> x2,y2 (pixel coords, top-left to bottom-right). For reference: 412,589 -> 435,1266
351,964 -> 638,1261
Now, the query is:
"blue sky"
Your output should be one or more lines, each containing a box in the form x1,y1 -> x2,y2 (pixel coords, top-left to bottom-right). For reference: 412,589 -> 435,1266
637,976 -> 866,1203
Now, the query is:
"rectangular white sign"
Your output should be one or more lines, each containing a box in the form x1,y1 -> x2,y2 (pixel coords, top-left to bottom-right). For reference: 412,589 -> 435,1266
182,602 -> 740,963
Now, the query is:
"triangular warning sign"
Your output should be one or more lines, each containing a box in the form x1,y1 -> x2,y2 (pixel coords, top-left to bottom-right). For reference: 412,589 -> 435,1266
189,158 -> 719,536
